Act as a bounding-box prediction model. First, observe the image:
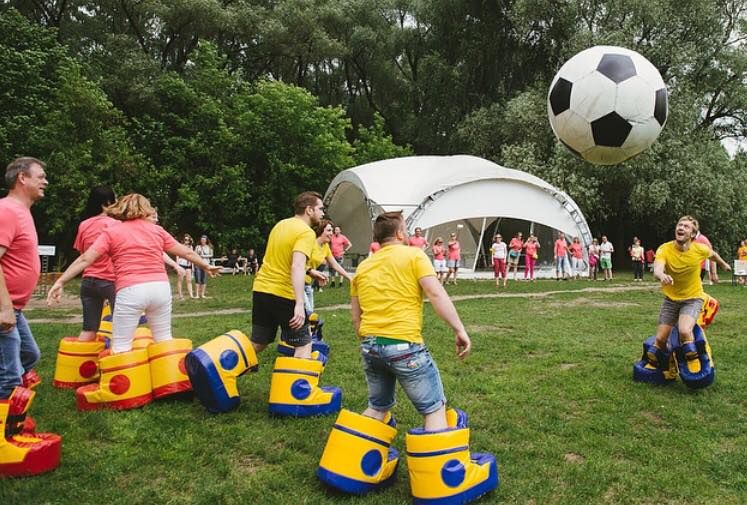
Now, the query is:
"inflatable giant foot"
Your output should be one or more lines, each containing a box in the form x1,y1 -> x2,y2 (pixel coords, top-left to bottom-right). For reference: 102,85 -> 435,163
317,409 -> 399,494
75,349 -> 153,411
268,356 -> 341,417
632,337 -> 678,385
5,387 -> 39,437
0,388 -> 62,477
277,340 -> 330,359
148,339 -> 193,400
96,314 -> 112,344
672,325 -> 715,390
53,337 -> 105,389
406,409 -> 499,505
185,331 -> 258,413
132,327 -> 155,350
697,294 -> 719,328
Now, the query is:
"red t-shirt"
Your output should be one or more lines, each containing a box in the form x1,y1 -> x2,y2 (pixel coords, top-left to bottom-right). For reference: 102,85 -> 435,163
554,239 -> 568,257
369,242 -> 381,254
509,238 -> 523,252
0,197 -> 40,309
645,249 -> 656,263
432,244 -> 445,260
569,243 -> 583,259
90,219 -> 178,291
525,241 -> 538,256
448,241 -> 461,260
408,236 -> 427,249
73,215 -> 118,281
330,234 -> 350,258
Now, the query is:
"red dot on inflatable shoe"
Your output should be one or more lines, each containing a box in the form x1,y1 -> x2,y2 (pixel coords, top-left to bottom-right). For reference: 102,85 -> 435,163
79,360 -> 98,378
178,357 -> 187,375
110,374 -> 131,395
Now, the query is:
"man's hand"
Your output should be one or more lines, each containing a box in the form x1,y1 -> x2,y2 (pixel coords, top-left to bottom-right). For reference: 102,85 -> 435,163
309,269 -> 328,286
0,305 -> 15,332
659,274 -> 673,285
207,265 -> 222,278
455,330 -> 471,359
289,302 -> 305,329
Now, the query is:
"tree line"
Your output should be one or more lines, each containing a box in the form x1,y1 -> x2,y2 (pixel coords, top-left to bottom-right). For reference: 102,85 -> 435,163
1,1 -> 746,263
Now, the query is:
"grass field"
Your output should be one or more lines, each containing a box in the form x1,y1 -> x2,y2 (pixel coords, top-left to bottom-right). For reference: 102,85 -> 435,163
3,275 -> 747,504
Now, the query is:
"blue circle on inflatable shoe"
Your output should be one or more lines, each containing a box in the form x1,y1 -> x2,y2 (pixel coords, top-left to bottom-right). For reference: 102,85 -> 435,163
291,379 -> 311,400
361,449 -> 382,476
441,459 -> 466,488
219,349 -> 239,370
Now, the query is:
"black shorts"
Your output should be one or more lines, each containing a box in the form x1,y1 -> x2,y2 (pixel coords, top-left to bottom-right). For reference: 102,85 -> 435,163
251,291 -> 310,347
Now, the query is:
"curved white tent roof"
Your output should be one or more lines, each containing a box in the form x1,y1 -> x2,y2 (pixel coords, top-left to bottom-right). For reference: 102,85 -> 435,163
324,155 -> 591,270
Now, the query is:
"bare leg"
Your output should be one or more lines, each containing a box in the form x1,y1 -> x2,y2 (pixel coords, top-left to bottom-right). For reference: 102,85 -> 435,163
362,407 -> 388,422
293,342 -> 313,359
77,330 -> 97,341
423,404 -> 448,431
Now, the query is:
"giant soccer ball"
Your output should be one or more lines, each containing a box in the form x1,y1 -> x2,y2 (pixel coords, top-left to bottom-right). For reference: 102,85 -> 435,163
548,45 -> 668,165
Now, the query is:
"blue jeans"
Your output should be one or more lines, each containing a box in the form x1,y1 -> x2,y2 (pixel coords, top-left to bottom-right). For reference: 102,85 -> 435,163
0,310 -> 41,399
360,338 -> 446,415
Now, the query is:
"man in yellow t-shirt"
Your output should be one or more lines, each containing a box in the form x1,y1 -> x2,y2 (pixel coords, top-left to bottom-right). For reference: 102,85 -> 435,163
251,191 -> 324,358
648,216 -> 731,363
351,211 -> 471,431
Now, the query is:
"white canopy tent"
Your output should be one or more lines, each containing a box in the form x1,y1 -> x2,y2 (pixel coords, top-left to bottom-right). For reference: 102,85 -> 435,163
324,155 -> 592,272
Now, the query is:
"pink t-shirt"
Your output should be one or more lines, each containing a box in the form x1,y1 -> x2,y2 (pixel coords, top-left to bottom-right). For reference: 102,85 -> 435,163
569,243 -> 583,259
90,219 -> 179,291
0,197 -> 40,309
432,244 -> 445,260
448,241 -> 461,261
330,234 -> 350,258
74,215 -> 118,281
694,233 -> 712,269
408,236 -> 427,249
554,239 -> 568,257
509,238 -> 523,252
525,241 -> 538,257
369,242 -> 381,254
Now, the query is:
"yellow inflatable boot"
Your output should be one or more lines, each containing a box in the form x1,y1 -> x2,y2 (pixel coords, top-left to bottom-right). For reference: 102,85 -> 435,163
267,356 -> 341,417
317,409 -> 399,493
406,409 -> 499,504
75,349 -> 153,411
697,294 -> 719,328
185,331 -> 258,413
132,327 -> 154,350
148,338 -> 193,399
0,387 -> 62,477
53,337 -> 106,389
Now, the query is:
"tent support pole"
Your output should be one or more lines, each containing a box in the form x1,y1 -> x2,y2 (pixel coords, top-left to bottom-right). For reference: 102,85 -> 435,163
473,217 -> 487,272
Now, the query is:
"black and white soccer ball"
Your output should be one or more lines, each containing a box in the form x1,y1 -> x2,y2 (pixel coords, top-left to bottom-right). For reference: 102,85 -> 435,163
548,45 -> 668,165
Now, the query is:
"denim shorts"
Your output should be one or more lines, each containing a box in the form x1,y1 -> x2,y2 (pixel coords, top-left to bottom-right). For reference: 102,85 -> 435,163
658,297 -> 703,326
360,337 -> 446,415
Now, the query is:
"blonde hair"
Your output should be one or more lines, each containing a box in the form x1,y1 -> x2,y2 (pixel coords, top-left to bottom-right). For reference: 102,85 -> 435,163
105,193 -> 156,221
678,215 -> 699,232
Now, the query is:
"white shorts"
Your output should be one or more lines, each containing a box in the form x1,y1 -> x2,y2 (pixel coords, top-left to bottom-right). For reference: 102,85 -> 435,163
433,258 -> 447,272
447,259 -> 460,269
112,281 -> 172,353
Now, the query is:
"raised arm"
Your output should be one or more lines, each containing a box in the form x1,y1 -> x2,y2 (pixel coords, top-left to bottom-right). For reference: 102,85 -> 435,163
47,248 -> 102,305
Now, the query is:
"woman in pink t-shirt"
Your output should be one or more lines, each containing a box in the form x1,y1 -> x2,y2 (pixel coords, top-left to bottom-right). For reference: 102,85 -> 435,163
49,194 -> 219,353
446,230 -> 461,285
431,237 -> 447,284
73,186 -> 118,342
523,233 -> 540,281
569,236 -> 585,279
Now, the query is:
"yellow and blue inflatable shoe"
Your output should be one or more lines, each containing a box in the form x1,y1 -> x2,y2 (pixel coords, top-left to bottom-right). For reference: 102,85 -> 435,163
697,294 -> 719,328
671,325 -> 715,390
406,409 -> 499,505
75,349 -> 153,411
148,339 -> 193,400
185,331 -> 258,414
275,342 -> 328,367
317,409 -> 399,494
308,313 -> 330,355
267,356 -> 342,417
0,388 -> 62,478
53,337 -> 105,389
632,336 -> 678,385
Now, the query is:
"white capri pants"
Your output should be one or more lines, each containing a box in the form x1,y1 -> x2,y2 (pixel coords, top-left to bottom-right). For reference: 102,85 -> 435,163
112,281 -> 172,353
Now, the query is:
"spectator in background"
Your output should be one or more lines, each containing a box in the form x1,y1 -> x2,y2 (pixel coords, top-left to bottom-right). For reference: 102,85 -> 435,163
246,248 -> 259,275
645,247 -> 656,272
491,234 -> 508,288
445,229 -> 462,285
693,227 -> 717,285
630,237 -> 645,281
369,240 -> 381,256
588,238 -> 600,281
507,232 -> 524,280
523,233 -> 540,281
329,226 -> 352,288
599,235 -> 614,281
431,237 -> 447,284
554,232 -> 570,280
73,186 -> 118,340
194,235 -> 214,298
569,236 -> 584,279
408,227 -> 429,250
176,234 -> 195,299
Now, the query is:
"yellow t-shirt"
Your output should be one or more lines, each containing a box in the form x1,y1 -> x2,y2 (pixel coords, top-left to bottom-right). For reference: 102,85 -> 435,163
655,241 -> 710,301
738,245 -> 747,261
253,217 -> 315,300
351,244 -> 436,343
305,241 -> 331,284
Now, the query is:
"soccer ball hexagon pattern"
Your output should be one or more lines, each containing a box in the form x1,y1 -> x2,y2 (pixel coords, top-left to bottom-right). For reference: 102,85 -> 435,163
548,45 -> 668,165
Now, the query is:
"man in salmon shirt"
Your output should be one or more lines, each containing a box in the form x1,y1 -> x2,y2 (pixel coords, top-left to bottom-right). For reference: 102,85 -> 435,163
554,232 -> 570,280
0,157 -> 48,399
408,227 -> 429,250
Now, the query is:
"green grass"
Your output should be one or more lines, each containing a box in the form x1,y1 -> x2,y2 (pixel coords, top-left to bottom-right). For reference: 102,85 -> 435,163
4,277 -> 747,504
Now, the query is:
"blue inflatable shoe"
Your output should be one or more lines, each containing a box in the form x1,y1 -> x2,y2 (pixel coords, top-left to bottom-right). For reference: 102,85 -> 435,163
406,409 -> 499,505
632,336 -> 678,385
185,331 -> 258,413
267,356 -> 341,417
671,325 -> 715,390
317,409 -> 399,494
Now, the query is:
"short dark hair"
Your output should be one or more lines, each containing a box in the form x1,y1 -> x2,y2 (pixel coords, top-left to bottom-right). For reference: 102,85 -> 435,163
293,191 -> 322,215
314,219 -> 334,237
373,211 -> 404,243
5,157 -> 45,189
82,186 -> 116,220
